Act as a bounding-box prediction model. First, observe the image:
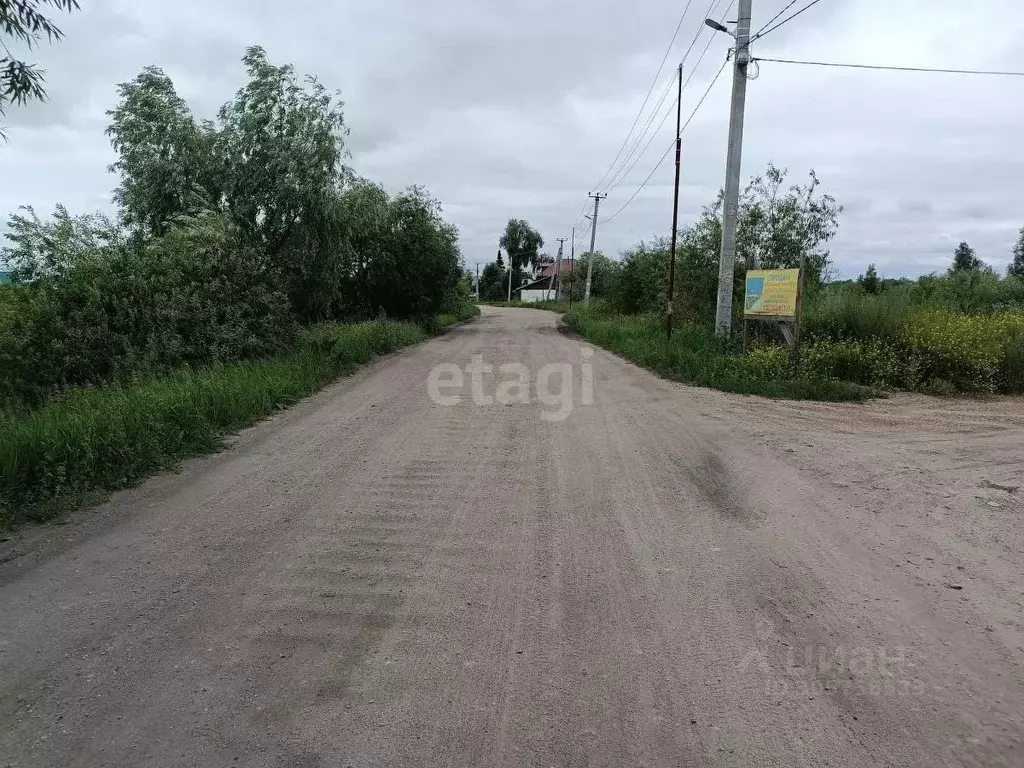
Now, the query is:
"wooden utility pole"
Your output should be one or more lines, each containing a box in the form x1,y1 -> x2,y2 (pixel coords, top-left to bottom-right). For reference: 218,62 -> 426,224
584,193 -> 607,304
568,226 -> 575,309
666,62 -> 683,339
552,238 -> 566,300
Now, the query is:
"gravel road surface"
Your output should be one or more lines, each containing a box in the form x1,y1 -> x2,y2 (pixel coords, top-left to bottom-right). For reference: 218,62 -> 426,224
2,306 -> 1022,767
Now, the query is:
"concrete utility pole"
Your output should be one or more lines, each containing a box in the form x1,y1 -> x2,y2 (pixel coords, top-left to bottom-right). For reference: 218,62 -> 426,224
552,238 -> 566,300
475,262 -> 480,300
713,0 -> 752,337
584,193 -> 607,305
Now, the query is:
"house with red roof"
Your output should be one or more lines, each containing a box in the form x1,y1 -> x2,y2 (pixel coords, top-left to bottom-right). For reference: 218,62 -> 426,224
513,257 -> 575,303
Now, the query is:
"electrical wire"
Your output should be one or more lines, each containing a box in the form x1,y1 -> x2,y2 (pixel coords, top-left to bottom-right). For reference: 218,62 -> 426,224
603,0 -> 734,194
559,0 -> 736,242
604,12 -> 729,194
750,0 -> 823,42
600,58 -> 729,226
589,0 -> 698,193
752,56 -> 1024,77
560,0 -> 724,242
750,0 -> 800,40
600,0 -> 728,193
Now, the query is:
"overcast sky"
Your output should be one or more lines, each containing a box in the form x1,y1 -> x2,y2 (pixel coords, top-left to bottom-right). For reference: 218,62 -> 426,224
2,0 -> 1022,278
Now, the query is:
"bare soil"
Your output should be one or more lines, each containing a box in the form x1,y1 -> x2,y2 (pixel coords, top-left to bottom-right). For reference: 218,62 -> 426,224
1,306 -> 1021,767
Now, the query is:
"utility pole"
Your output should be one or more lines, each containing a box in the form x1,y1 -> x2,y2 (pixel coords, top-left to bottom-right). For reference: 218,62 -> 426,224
502,245 -> 512,302
569,226 -> 575,309
552,238 -> 566,300
713,0 -> 752,337
666,62 -> 683,339
475,262 -> 480,300
584,192 -> 607,305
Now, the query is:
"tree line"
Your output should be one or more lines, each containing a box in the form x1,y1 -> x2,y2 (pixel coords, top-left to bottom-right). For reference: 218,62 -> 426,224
0,47 -> 465,406
858,233 -> 1024,295
486,163 -> 1024,324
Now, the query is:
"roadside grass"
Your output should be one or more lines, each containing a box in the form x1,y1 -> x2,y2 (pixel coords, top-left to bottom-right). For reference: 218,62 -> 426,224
564,308 -> 874,403
436,301 -> 481,330
0,317 -> 462,530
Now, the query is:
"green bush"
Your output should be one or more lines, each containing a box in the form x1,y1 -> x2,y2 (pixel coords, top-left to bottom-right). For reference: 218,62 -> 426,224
0,212 -> 295,406
900,309 -> 1024,393
564,308 -> 872,402
1004,333 -> 1024,394
437,301 -> 481,330
744,345 -> 789,379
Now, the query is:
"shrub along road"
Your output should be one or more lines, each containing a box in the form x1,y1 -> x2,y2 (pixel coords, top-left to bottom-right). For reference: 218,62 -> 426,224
1,306 -> 1022,767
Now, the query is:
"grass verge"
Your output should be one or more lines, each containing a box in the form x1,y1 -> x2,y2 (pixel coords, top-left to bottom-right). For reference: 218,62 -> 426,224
0,317 -> 462,530
564,309 -> 874,403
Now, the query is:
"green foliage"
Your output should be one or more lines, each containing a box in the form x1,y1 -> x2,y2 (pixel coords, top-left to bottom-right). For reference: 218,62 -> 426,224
0,319 -> 432,528
743,344 -> 789,379
737,164 -> 842,287
901,309 -> 1024,393
1008,228 -> 1024,279
0,0 -> 80,137
564,307 -> 871,402
355,186 -> 462,321
949,241 -> 983,274
0,211 -> 295,405
561,252 -> 619,302
2,46 -> 465,407
604,162 -> 837,327
2,204 -> 120,282
611,239 -> 668,315
105,66 -> 219,235
675,213 -> 738,323
796,308 -> 1024,394
499,219 -> 543,273
479,261 -> 507,301
436,301 -> 480,330
803,285 -> 913,341
858,264 -> 880,294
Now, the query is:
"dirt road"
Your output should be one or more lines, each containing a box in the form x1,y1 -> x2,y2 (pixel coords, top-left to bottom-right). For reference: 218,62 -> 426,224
2,306 -> 1022,767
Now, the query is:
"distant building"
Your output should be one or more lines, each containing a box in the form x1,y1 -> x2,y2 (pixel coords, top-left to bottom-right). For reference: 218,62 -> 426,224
513,259 -> 574,303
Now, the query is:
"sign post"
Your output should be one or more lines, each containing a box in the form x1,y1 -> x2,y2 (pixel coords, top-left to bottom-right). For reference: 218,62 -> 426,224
743,267 -> 803,357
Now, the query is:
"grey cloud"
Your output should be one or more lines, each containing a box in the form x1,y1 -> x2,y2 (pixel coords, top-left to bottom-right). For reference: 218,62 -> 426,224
2,0 -> 1023,279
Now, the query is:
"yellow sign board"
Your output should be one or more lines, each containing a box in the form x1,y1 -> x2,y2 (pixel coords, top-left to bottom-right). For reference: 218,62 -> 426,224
745,269 -> 800,318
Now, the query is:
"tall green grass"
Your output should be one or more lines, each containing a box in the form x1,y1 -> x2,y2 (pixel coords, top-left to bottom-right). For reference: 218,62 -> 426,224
0,319 -> 435,529
564,308 -> 873,402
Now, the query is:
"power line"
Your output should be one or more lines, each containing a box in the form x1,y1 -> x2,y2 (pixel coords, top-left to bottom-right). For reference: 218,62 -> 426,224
561,0 -> 724,242
601,0 -> 728,192
601,58 -> 729,226
751,0 -> 800,40
753,56 -> 1024,77
750,0 -> 823,42
604,0 -> 734,194
590,0 -> 698,193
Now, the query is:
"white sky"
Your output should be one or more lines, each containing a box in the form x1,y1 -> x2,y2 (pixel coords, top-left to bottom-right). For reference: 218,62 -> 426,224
2,0 -> 1023,279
